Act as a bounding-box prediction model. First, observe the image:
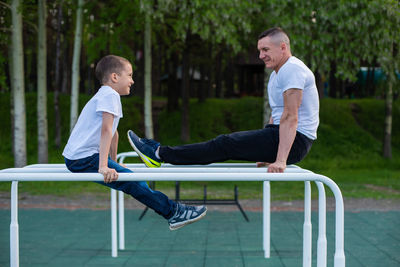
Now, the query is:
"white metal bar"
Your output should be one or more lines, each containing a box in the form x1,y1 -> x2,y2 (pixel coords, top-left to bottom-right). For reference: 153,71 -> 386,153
328,181 -> 346,267
0,172 -> 340,181
316,181 -> 327,267
118,191 -> 125,250
303,181 -> 312,267
23,162 -> 301,169
1,167 -> 314,174
117,154 -> 129,251
10,181 -> 19,267
111,189 -> 117,257
263,181 -> 270,258
24,164 -> 65,168
7,164 -> 312,257
2,170 -> 345,267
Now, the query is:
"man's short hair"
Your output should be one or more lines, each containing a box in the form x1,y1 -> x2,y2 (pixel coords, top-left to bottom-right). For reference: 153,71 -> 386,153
95,55 -> 130,84
258,27 -> 290,48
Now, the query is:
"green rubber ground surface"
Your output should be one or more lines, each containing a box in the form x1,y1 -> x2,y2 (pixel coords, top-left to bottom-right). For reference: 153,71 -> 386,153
1,209 -> 399,266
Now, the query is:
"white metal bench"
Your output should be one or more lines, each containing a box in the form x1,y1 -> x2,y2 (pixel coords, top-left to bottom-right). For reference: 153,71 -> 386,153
0,163 -> 345,267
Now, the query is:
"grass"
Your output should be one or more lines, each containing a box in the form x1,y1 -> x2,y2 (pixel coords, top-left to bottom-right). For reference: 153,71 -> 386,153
0,93 -> 399,201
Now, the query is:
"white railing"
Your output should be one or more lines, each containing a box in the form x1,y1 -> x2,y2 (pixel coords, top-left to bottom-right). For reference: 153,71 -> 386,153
0,165 -> 345,267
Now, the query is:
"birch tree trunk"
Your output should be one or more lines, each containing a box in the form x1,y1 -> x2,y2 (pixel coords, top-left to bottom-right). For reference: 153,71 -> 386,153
37,0 -> 48,163
383,41 -> 395,159
383,77 -> 393,159
70,0 -> 84,132
10,0 -> 27,167
144,13 -> 154,139
53,0 -> 63,148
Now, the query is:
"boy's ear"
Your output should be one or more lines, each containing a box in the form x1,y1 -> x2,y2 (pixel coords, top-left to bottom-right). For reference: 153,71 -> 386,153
110,72 -> 119,83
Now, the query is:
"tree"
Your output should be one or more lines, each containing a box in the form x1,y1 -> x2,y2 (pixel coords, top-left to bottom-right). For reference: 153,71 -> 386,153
37,0 -> 48,163
10,0 -> 27,167
70,0 -> 84,131
377,0 -> 400,158
157,0 -> 257,141
142,1 -> 154,139
53,0 -> 64,148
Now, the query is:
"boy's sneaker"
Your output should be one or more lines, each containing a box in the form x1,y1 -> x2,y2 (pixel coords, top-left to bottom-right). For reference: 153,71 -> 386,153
168,203 -> 207,230
127,130 -> 162,168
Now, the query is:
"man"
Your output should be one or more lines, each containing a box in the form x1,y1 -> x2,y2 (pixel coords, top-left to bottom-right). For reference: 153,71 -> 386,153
128,27 -> 319,173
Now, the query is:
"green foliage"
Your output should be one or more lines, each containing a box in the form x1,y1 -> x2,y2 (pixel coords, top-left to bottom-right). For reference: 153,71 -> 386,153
156,0 -> 258,53
83,0 -> 141,67
257,0 -> 400,82
157,97 -> 263,144
0,2 -> 10,91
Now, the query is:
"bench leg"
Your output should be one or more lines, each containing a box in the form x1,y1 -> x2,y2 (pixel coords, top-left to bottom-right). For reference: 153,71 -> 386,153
263,181 -> 270,258
10,181 -> 19,267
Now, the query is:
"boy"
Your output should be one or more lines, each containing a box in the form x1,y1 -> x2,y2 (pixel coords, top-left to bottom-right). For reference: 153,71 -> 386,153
63,55 -> 207,230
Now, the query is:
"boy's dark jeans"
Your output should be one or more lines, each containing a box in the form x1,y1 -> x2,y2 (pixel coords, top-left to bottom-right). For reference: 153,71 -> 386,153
160,124 -> 313,165
64,154 -> 176,219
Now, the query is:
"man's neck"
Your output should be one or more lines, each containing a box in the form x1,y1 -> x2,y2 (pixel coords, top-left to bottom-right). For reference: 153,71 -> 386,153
275,53 -> 292,73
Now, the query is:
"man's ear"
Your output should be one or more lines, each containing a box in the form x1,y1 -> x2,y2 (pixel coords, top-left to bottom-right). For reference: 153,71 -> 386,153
280,42 -> 287,52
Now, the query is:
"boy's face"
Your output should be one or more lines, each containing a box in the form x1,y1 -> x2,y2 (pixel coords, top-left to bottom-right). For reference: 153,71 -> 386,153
112,63 -> 134,96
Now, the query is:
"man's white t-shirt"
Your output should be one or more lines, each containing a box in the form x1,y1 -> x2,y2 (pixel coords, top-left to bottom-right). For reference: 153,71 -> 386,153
267,56 -> 319,140
63,85 -> 123,160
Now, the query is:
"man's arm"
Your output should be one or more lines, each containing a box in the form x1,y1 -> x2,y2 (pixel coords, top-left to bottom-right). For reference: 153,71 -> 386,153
267,89 -> 302,173
98,112 -> 118,183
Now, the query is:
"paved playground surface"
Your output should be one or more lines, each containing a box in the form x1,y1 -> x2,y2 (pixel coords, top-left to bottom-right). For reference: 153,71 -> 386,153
0,207 -> 399,266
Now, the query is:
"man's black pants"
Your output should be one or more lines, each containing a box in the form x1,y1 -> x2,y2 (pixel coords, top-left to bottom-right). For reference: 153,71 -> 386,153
159,124 -> 313,165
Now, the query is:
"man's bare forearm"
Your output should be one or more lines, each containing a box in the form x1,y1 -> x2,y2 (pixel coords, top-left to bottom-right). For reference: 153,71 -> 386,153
276,114 -> 297,163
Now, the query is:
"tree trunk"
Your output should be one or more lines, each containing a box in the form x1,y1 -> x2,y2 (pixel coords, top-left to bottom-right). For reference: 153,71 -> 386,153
224,55 -> 234,98
214,50 -> 222,98
198,63 -> 206,103
181,34 -> 191,142
70,0 -> 84,131
329,61 -> 337,98
383,77 -> 393,159
167,52 -> 179,112
37,0 -> 48,163
144,14 -> 154,139
263,67 -> 272,126
54,0 -> 63,148
10,0 -> 27,167
315,71 -> 324,99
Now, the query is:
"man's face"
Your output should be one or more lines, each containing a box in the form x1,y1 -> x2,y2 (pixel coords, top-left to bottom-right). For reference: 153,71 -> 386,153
257,36 -> 285,72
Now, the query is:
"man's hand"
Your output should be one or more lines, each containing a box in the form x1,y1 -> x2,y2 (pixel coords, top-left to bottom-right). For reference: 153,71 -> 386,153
98,166 -> 118,183
267,161 -> 286,173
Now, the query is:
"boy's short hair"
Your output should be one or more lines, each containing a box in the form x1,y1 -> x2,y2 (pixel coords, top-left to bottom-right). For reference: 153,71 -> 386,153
95,55 -> 130,84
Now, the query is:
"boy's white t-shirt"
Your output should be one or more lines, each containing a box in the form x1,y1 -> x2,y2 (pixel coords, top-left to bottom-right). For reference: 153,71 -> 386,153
62,85 -> 123,160
267,56 -> 319,140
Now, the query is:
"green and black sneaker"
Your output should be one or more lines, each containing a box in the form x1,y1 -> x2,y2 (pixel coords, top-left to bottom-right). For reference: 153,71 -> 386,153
127,130 -> 163,168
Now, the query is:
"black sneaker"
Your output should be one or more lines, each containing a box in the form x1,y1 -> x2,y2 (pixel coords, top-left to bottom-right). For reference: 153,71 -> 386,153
168,203 -> 207,230
127,130 -> 162,168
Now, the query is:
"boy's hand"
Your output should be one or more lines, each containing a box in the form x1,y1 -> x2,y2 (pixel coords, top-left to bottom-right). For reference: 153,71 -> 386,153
98,166 -> 118,183
256,162 -> 270,168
